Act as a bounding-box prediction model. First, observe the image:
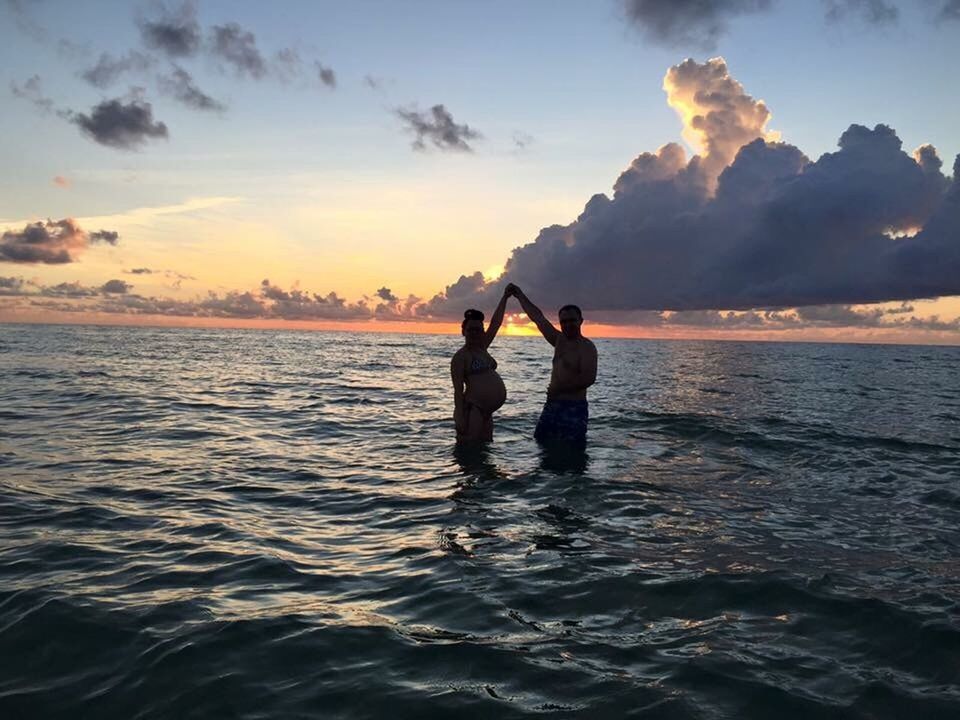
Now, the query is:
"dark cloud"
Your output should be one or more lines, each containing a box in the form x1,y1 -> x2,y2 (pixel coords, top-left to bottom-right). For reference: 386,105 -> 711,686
315,61 -> 336,89
138,1 -> 201,58
421,59 -> 960,318
71,97 -> 169,150
210,22 -> 267,79
100,279 -> 133,294
90,230 -> 119,245
80,50 -> 154,89
126,267 -> 155,274
937,0 -> 960,20
157,66 -> 226,112
0,219 -> 119,264
375,287 -> 398,303
395,104 -> 481,153
623,0 -> 773,50
10,74 -> 54,113
824,0 -> 899,24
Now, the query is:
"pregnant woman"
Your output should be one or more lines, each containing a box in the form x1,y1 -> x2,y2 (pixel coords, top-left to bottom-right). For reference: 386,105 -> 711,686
451,288 -> 511,442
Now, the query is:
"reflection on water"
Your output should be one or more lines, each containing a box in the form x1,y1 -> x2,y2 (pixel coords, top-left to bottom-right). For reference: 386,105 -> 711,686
1,324 -> 959,719
538,442 -> 589,475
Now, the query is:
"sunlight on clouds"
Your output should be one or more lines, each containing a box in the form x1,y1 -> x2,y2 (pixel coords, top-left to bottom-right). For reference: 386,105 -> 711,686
483,264 -> 504,282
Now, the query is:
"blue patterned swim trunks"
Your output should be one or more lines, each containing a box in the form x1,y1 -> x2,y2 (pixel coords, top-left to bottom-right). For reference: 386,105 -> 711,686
535,399 -> 589,444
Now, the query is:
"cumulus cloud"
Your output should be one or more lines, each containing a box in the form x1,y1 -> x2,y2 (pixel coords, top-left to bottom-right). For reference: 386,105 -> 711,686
210,22 -> 267,79
80,50 -> 154,88
138,1 -> 201,58
824,0 -> 899,24
395,104 -> 481,152
0,219 -> 120,264
157,66 -> 226,111
623,0 -> 773,50
10,74 -> 54,113
663,57 -> 778,190
71,97 -> 169,150
315,61 -> 336,88
420,58 -> 960,318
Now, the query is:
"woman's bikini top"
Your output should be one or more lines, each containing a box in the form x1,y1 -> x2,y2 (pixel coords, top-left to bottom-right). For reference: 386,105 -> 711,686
468,353 -> 498,376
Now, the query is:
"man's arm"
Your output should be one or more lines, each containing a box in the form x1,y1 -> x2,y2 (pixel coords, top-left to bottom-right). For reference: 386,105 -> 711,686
508,284 -> 558,346
484,289 -> 509,348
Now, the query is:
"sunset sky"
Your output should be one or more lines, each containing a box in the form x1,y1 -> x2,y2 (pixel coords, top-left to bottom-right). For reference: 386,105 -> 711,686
2,0 -> 960,343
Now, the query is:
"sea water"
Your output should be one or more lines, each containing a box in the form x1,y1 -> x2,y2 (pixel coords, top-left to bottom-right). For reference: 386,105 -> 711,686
1,323 -> 959,718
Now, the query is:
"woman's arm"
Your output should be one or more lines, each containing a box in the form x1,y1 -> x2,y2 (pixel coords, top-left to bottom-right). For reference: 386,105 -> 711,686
483,290 -> 510,348
451,351 -> 467,433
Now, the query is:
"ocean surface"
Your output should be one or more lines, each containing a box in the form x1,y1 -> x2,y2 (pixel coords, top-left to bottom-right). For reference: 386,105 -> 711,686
1,323 -> 959,719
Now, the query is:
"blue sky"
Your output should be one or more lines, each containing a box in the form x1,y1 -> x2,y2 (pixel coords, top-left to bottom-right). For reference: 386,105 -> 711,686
2,1 -> 959,341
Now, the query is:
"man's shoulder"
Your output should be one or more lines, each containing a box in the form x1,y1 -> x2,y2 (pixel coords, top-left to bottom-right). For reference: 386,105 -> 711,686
579,336 -> 597,353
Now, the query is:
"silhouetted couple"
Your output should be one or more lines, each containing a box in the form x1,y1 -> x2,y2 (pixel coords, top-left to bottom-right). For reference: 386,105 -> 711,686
451,283 -> 598,445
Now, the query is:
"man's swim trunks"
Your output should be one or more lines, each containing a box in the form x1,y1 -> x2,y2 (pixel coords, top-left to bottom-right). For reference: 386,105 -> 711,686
535,399 -> 588,444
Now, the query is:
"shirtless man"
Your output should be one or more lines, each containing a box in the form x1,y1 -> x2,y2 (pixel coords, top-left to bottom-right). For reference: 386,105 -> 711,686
506,284 -> 597,444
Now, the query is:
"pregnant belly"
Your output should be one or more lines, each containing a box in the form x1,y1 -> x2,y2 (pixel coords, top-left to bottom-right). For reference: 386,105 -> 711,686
466,372 -> 507,413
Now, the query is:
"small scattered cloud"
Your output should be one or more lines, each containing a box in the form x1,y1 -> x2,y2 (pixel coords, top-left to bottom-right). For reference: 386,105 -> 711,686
52,175 -> 71,188
0,219 -> 120,264
138,0 -> 202,58
272,48 -> 302,83
623,0 -> 773,50
3,0 -> 47,41
125,267 -> 155,274
10,74 -> 54,113
375,286 -> 398,303
936,0 -> 960,21
512,131 -> 534,152
70,97 -> 169,150
100,279 -> 132,294
209,22 -> 267,79
41,281 -> 100,298
0,276 -> 37,296
157,66 -> 226,112
824,0 -> 899,24
395,104 -> 481,153
80,50 -> 154,89
315,61 -> 336,89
